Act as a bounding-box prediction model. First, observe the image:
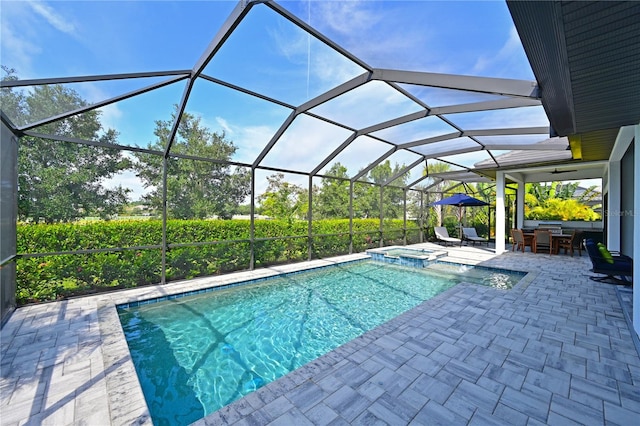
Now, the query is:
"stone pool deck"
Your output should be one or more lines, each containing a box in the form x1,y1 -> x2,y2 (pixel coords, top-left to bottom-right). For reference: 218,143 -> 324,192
1,244 -> 639,425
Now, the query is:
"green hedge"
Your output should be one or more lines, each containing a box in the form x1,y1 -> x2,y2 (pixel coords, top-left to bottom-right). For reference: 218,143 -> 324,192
16,219 -> 418,304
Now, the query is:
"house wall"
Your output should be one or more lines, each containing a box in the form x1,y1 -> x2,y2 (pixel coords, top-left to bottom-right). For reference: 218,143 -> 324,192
0,121 -> 18,326
634,125 -> 640,338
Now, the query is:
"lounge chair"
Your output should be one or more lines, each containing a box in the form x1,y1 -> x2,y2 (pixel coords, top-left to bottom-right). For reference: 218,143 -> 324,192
462,227 -> 488,246
434,226 -> 461,246
583,239 -> 632,284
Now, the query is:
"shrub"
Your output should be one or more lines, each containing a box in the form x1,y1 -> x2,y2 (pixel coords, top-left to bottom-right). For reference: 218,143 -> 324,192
16,218 -> 417,304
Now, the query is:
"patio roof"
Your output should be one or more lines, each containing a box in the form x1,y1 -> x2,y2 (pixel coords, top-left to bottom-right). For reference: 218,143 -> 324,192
507,1 -> 640,160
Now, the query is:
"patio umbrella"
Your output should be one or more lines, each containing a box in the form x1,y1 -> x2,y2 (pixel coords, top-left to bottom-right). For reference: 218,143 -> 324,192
430,193 -> 489,237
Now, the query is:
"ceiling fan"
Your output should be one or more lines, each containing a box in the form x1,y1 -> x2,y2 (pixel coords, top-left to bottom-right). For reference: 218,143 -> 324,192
550,168 -> 577,174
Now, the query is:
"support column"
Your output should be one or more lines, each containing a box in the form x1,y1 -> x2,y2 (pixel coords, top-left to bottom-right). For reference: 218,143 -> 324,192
607,161 -> 622,252
495,171 -> 506,253
506,172 -> 525,229
516,181 -> 525,229
307,175 -> 313,261
249,167 -> 256,269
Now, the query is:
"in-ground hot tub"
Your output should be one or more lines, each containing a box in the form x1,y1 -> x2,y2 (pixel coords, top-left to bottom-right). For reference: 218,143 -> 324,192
366,246 -> 447,268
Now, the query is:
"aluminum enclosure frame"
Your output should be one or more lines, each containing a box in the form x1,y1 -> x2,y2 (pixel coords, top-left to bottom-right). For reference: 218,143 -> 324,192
1,0 -> 554,289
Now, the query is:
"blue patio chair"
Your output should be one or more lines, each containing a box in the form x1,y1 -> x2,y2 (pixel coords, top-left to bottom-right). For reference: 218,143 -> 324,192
583,239 -> 632,284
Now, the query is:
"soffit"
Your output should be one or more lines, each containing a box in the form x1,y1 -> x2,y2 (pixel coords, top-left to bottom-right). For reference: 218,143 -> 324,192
507,1 -> 640,163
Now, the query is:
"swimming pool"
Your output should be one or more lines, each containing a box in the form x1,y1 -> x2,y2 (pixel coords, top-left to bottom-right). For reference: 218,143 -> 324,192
118,260 -> 524,425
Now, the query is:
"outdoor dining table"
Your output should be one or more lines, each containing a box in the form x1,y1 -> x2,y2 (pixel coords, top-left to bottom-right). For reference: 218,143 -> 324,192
523,232 -> 573,255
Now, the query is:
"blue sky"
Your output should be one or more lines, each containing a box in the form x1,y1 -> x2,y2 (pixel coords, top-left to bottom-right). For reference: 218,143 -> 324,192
2,0 -> 558,199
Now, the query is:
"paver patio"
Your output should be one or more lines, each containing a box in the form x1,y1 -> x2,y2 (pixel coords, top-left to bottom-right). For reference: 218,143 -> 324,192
1,244 -> 639,425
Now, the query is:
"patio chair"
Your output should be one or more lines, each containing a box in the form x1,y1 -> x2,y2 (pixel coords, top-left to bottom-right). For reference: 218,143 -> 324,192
462,227 -> 488,246
557,230 -> 578,256
583,239 -> 632,284
434,226 -> 461,246
511,229 -> 531,252
571,230 -> 583,256
533,229 -> 553,254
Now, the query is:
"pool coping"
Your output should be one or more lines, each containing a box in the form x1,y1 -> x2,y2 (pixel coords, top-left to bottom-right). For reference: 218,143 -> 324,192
98,249 -> 533,425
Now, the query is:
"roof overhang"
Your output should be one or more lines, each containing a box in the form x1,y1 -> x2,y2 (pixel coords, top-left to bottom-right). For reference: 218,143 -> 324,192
507,1 -> 640,162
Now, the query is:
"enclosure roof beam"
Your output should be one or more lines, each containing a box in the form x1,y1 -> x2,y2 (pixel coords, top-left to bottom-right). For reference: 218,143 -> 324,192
447,182 -> 464,192
19,75 -> 188,132
311,132 -> 359,176
397,132 -> 461,150
423,146 -> 483,160
165,0 -> 259,157
298,72 -> 371,112
482,142 -> 568,151
351,147 -> 396,182
371,69 -> 540,99
383,158 -> 424,187
199,74 -> 295,110
192,0 -> 259,77
359,110 -> 429,135
252,111 -> 297,168
163,79 -> 194,157
1,111 -> 19,134
0,70 -> 191,88
23,131 -> 164,156
421,178 -> 445,192
463,127 -> 549,136
429,97 -> 541,115
263,0 -> 373,72
405,173 -> 430,190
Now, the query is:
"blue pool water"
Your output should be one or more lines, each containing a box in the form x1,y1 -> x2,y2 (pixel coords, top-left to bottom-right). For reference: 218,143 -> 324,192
118,260 -> 524,425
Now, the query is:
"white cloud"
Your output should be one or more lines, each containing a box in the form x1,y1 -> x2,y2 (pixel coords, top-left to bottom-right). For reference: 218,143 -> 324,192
233,125 -> 276,163
0,1 -> 78,78
259,114 -> 352,172
311,0 -> 433,71
97,103 -> 124,134
0,2 -> 40,76
473,26 -> 527,77
28,1 -> 77,35
101,154 -> 150,202
82,83 -> 125,133
215,117 -> 234,135
314,1 -> 382,37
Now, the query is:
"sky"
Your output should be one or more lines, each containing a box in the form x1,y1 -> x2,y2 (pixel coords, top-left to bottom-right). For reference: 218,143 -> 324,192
1,0 -> 558,200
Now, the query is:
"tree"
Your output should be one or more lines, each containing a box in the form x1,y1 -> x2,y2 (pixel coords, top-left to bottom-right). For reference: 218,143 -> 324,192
524,182 -> 601,221
528,198 -> 600,221
352,160 -> 408,219
315,163 -> 349,219
132,109 -> 250,219
1,68 -> 131,223
421,161 -> 455,226
257,173 -> 307,222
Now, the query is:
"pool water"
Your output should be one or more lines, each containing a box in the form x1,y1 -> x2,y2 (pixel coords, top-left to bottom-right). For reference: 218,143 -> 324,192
425,262 -> 524,290
118,261 -> 524,425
